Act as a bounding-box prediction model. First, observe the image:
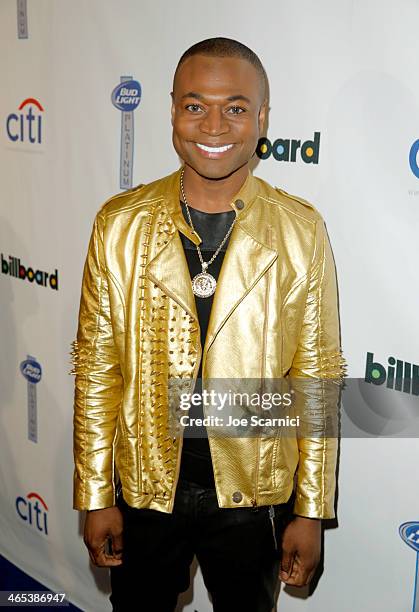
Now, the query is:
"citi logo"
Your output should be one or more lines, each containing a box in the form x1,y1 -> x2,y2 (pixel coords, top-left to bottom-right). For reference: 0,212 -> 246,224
6,98 -> 44,144
409,140 -> 419,178
16,492 -> 49,535
256,132 -> 320,164
1,253 -> 58,290
365,352 -> 419,396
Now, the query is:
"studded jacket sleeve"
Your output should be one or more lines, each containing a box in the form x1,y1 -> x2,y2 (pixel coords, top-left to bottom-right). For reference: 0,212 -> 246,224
70,211 -> 123,511
288,216 -> 347,519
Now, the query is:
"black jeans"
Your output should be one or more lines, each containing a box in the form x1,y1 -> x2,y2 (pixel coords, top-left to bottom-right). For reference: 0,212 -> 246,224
110,480 -> 295,612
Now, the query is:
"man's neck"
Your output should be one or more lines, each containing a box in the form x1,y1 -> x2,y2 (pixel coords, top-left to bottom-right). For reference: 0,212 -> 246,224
182,164 -> 249,213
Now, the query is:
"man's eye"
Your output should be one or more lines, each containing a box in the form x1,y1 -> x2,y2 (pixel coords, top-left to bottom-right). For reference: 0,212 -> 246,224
185,104 -> 202,113
228,106 -> 245,115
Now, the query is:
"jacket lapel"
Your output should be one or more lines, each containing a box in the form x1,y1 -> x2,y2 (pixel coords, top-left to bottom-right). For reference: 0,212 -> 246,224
145,168 -> 201,321
144,167 -> 278,344
204,207 -> 278,354
145,232 -> 199,321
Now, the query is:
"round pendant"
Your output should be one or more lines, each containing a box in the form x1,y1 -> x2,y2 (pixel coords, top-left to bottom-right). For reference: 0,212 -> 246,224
192,271 -> 217,298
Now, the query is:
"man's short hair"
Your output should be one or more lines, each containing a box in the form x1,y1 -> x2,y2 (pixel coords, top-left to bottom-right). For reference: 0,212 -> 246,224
173,37 -> 268,101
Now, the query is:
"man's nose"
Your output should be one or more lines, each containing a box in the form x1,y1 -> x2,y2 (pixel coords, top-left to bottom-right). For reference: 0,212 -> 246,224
200,107 -> 229,136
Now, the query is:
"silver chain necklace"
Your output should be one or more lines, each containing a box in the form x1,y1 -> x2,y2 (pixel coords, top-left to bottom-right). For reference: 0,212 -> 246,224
180,167 -> 236,298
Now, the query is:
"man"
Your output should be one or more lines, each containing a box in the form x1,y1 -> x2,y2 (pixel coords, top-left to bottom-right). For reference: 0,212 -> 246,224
71,37 -> 346,612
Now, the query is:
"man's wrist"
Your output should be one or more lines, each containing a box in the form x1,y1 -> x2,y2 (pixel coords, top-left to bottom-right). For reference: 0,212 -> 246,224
293,514 -> 322,522
87,505 -> 116,512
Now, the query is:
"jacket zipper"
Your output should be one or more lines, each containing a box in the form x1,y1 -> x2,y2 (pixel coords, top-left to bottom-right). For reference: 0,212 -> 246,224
168,328 -> 202,513
253,225 -> 273,509
269,505 -> 278,551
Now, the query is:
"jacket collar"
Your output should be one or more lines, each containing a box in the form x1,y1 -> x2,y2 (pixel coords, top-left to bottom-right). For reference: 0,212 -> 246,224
145,166 -> 278,353
162,165 -> 262,242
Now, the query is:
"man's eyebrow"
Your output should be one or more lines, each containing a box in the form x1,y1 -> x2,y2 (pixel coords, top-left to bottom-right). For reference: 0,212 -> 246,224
226,94 -> 251,104
181,91 -> 203,100
180,92 -> 252,104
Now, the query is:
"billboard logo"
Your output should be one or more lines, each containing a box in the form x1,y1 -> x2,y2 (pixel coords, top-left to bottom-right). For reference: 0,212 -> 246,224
256,132 -> 320,164
111,77 -> 142,190
6,98 -> 44,144
399,522 -> 419,611
365,352 -> 419,396
16,492 -> 49,535
409,140 -> 419,179
20,355 -> 42,443
1,253 -> 58,290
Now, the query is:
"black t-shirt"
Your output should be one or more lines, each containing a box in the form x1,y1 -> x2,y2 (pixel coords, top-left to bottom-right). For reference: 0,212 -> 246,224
178,200 -> 236,488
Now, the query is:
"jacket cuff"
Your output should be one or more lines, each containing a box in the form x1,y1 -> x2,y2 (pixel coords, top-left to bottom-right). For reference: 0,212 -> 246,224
292,486 -> 336,519
73,471 -> 116,511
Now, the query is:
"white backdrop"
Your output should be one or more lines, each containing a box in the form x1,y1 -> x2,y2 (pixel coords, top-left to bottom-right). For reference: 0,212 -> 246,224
1,1 -> 418,611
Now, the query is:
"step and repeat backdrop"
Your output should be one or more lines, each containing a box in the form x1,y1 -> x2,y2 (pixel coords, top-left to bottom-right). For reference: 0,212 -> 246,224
1,1 -> 418,611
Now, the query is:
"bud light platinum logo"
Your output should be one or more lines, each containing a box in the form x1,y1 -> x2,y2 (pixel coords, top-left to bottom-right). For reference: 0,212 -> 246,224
399,522 -> 419,611
20,355 -> 42,443
409,140 -> 419,179
20,358 -> 42,384
111,80 -> 141,112
111,77 -> 142,190
17,0 -> 28,39
16,492 -> 48,535
400,522 -> 419,553
6,98 -> 44,145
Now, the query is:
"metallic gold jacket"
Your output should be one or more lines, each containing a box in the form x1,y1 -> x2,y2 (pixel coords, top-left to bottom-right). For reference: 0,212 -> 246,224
71,166 -> 346,518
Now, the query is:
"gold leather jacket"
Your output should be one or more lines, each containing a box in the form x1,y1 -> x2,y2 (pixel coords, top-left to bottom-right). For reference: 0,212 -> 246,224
71,167 -> 346,518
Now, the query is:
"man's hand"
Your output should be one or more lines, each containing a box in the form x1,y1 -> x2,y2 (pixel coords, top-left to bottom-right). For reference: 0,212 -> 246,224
279,516 -> 321,586
83,506 -> 124,567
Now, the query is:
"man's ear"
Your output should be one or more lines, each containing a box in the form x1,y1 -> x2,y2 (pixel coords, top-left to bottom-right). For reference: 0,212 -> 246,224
258,100 -> 268,134
170,91 -> 175,126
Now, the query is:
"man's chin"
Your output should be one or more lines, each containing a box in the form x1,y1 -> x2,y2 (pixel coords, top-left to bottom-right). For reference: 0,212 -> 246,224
184,159 -> 248,182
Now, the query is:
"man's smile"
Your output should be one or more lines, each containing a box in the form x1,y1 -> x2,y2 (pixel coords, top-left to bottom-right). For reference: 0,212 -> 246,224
194,142 -> 235,158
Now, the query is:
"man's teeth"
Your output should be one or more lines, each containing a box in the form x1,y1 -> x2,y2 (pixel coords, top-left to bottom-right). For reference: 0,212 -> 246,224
196,143 -> 234,153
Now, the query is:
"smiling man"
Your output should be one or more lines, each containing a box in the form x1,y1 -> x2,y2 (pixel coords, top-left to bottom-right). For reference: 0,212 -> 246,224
72,37 -> 346,612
